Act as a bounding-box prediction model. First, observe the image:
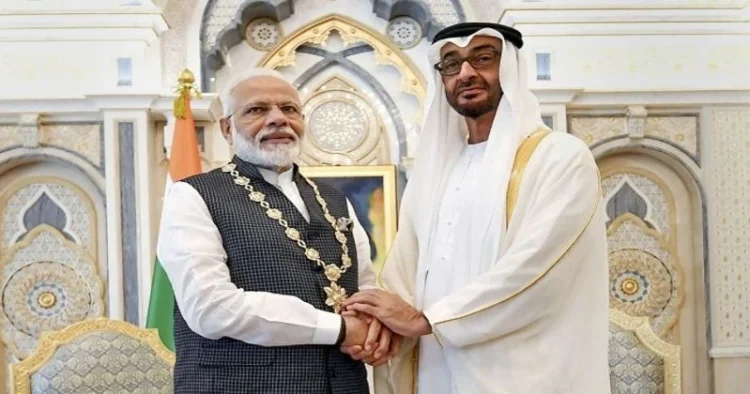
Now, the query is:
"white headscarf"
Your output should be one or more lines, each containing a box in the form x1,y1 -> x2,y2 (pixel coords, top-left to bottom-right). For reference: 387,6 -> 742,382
402,28 -> 547,304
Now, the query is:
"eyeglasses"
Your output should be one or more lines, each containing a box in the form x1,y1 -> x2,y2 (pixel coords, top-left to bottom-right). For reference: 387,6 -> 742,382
227,103 -> 303,121
433,49 -> 501,76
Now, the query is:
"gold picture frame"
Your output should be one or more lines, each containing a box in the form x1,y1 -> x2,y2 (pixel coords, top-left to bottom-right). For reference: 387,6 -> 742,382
299,165 -> 398,273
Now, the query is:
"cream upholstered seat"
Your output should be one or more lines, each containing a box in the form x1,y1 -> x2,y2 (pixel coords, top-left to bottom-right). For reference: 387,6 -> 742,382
609,309 -> 681,394
11,318 -> 174,394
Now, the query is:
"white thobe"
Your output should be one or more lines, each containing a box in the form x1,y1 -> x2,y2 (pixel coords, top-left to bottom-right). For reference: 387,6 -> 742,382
374,132 -> 610,394
156,166 -> 378,347
418,141 -> 487,394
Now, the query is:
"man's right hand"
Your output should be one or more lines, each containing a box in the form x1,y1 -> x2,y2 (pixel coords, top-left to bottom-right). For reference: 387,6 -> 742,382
341,315 -> 372,347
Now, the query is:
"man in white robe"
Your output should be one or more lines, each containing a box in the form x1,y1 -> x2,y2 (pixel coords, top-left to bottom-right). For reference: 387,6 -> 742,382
341,23 -> 611,394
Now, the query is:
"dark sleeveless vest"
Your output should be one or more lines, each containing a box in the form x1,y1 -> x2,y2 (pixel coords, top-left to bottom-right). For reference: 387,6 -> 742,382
173,156 -> 369,394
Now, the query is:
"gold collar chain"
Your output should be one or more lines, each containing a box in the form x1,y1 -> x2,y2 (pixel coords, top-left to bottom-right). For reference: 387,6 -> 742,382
222,163 -> 352,313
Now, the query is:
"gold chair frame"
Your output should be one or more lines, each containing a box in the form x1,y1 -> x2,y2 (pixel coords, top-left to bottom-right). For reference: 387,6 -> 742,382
610,309 -> 682,394
11,318 -> 175,394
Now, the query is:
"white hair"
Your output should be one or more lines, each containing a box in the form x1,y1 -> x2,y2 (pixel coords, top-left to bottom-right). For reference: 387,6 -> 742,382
219,68 -> 290,118
220,68 -> 302,169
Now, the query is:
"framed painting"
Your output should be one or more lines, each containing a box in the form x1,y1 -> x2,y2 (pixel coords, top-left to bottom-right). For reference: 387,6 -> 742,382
299,165 -> 398,273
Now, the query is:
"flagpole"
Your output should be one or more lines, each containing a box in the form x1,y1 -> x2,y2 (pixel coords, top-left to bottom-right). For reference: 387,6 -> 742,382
146,68 -> 202,351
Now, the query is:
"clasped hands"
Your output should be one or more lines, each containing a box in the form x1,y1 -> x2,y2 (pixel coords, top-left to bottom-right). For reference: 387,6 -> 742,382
338,289 -> 433,366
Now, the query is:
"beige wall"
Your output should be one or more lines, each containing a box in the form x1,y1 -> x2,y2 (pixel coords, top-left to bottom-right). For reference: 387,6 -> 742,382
1,340 -> 6,394
714,358 -> 750,394
706,107 -> 750,393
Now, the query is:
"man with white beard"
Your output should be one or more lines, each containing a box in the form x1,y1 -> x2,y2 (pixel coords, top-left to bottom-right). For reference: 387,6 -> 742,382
156,69 -> 397,393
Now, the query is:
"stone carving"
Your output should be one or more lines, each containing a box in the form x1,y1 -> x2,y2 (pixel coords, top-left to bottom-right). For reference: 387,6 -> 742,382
602,173 -> 672,241
608,215 -> 682,340
201,0 -> 245,52
0,226 -> 105,359
245,18 -> 282,50
645,116 -> 698,157
609,309 -> 681,394
2,180 -> 97,255
709,108 -> 750,347
0,125 -> 21,150
309,101 -> 367,152
569,117 -> 626,146
40,124 -> 101,168
609,323 -> 664,393
426,0 -> 460,26
18,114 -> 41,148
386,16 -> 422,49
610,249 -> 673,319
300,77 -> 388,165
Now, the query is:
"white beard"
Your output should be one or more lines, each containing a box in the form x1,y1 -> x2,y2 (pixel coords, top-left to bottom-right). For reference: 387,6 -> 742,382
233,126 -> 301,169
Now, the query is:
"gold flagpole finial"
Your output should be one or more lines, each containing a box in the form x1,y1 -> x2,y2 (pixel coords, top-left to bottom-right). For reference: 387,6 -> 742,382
174,68 -> 202,119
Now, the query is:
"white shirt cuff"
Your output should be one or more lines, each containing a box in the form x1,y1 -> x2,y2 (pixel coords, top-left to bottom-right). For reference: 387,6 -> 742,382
312,311 -> 343,345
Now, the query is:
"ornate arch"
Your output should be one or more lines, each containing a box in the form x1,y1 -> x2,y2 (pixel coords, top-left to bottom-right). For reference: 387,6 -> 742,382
0,150 -> 105,198
257,14 -> 427,112
199,0 -> 461,90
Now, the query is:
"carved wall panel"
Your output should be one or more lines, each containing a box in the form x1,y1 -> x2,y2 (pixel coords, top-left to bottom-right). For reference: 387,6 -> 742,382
300,76 -> 389,166
644,117 -> 698,158
0,125 -> 21,151
571,115 -> 699,165
0,177 -> 104,361
709,108 -> 750,348
39,124 -> 102,169
598,151 -> 708,393
603,169 -> 681,341
569,116 -> 626,146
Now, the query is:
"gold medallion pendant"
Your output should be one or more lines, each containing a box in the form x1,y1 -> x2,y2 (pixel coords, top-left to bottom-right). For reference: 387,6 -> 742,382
223,163 -> 352,313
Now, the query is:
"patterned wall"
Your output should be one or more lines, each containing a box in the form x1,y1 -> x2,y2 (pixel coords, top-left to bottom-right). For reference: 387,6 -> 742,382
576,114 -> 703,393
602,169 -> 683,347
300,76 -> 390,166
0,178 -> 104,361
709,108 -> 750,349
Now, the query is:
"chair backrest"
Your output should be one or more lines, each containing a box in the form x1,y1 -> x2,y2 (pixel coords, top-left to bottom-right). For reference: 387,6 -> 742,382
11,318 -> 175,394
609,309 -> 681,394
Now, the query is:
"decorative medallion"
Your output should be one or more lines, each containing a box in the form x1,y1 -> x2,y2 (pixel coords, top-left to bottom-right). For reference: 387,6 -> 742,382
308,101 -> 368,152
301,82 -> 385,166
245,18 -> 282,51
386,16 -> 422,49
609,249 -> 672,317
607,215 -> 681,339
1,226 -> 104,359
4,262 -> 91,336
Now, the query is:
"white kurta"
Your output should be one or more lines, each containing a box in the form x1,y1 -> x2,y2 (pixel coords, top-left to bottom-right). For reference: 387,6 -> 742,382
418,141 -> 487,394
374,132 -> 611,394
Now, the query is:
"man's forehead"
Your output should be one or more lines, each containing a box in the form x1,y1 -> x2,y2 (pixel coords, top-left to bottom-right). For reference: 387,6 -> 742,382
233,76 -> 300,103
439,36 -> 503,58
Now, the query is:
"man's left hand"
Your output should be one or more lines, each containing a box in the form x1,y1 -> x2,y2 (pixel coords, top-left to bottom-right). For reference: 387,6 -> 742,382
342,289 -> 432,338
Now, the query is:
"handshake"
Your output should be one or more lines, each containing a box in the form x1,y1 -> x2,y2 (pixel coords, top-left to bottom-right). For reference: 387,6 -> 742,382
336,289 -> 433,366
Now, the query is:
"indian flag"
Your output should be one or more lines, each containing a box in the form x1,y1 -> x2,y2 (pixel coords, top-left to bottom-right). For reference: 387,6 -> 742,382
146,72 -> 203,350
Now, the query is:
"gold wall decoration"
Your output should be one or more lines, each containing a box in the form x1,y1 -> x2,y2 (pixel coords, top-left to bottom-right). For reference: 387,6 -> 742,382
0,225 -> 106,359
609,308 -> 682,394
607,213 -> 683,340
257,14 -> 426,112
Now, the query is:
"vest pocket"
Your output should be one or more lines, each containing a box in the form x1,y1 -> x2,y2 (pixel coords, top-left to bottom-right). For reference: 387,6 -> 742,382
198,346 -> 276,366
